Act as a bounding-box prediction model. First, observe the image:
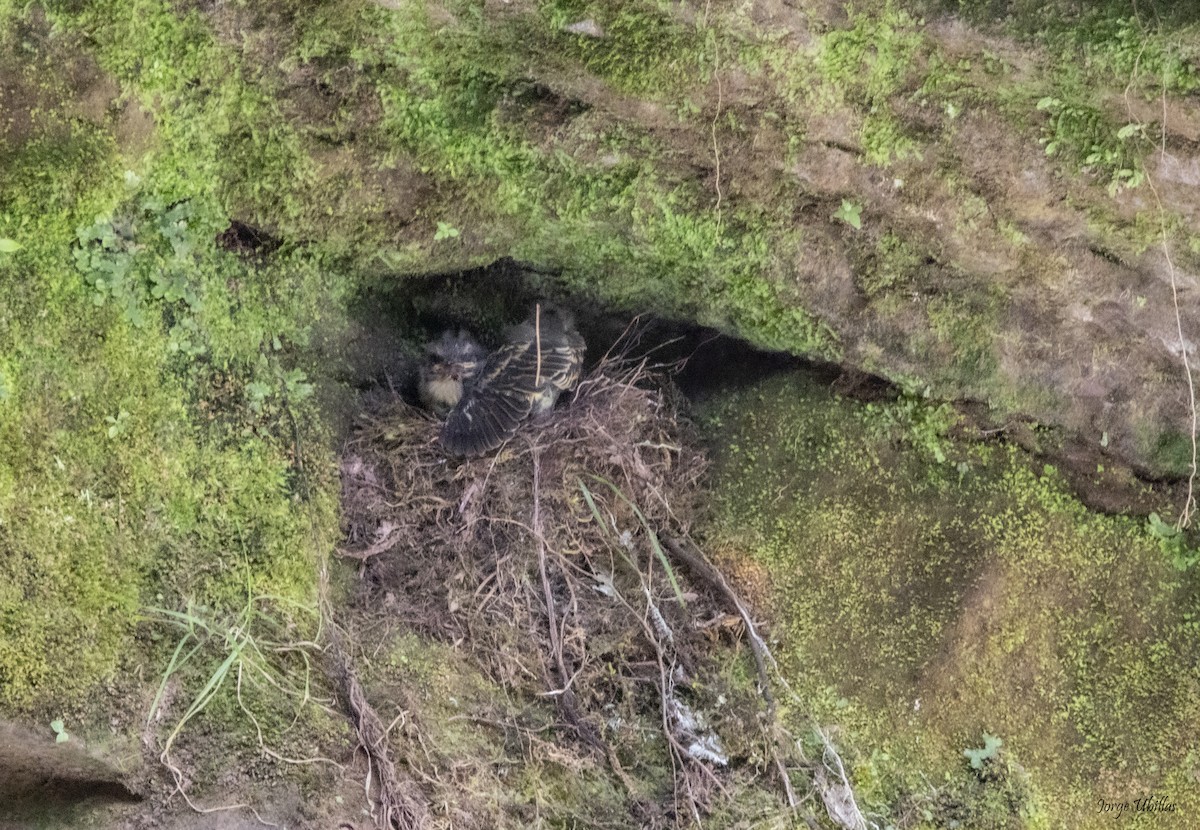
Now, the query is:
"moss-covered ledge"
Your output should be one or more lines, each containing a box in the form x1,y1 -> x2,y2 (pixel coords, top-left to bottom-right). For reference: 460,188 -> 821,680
697,372 -> 1200,827
20,0 -> 1190,479
3,0 -> 1200,822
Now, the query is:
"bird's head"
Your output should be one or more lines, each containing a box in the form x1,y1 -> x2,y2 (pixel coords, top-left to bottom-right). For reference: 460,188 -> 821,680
425,329 -> 486,380
525,303 -> 579,338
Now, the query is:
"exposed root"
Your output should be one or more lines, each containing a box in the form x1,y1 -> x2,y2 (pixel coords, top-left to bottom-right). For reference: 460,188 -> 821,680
813,728 -> 876,830
330,634 -> 430,830
660,535 -> 796,808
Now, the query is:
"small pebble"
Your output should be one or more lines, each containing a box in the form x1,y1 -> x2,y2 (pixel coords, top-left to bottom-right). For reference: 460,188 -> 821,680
563,19 -> 604,38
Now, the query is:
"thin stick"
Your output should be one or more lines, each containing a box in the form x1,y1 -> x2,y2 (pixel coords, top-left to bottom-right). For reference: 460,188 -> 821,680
532,444 -> 596,747
533,447 -> 564,678
535,303 -> 543,387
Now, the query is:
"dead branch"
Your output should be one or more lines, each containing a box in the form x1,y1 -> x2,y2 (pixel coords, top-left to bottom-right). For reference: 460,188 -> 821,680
660,534 -> 798,811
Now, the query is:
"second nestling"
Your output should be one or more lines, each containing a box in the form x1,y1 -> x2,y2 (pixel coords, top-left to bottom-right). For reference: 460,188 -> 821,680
421,305 -> 586,457
418,329 -> 487,416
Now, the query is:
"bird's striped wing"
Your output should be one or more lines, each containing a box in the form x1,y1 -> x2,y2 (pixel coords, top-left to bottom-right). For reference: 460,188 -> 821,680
540,330 -> 586,392
440,341 -> 537,456
440,326 -> 586,457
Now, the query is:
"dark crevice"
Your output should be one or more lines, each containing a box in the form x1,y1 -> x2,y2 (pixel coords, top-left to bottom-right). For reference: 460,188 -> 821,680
341,257 -> 1188,519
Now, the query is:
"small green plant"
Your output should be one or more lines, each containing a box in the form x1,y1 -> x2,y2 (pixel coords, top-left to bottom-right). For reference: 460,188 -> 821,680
434,220 -> 460,241
74,198 -> 204,329
863,391 -> 958,465
50,718 -> 69,743
0,238 -> 21,253
833,199 -> 863,230
1035,96 -> 1146,195
246,362 -> 315,415
245,380 -> 274,414
74,218 -> 141,324
105,409 -> 132,439
963,732 -> 1003,771
1147,512 -> 1200,570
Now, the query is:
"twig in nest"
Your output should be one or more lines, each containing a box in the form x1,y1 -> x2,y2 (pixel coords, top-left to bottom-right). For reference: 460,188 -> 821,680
660,535 -> 798,811
532,443 -> 602,750
607,549 -> 726,824
337,525 -> 403,561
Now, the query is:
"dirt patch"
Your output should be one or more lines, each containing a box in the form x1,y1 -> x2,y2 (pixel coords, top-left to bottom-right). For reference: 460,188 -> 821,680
0,720 -> 140,818
0,10 -> 152,156
311,143 -> 434,243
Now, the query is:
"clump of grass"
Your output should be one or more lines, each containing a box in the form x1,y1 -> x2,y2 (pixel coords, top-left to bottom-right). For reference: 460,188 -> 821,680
144,591 -> 336,815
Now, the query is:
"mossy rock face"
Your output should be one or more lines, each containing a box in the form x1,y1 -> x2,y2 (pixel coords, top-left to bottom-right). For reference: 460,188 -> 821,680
6,0 -> 1196,477
697,373 -> 1200,827
3,0 -> 1200,826
0,11 -> 343,819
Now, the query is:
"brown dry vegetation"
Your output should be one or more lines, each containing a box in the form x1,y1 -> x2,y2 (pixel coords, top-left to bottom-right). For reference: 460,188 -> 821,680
333,343 -> 795,827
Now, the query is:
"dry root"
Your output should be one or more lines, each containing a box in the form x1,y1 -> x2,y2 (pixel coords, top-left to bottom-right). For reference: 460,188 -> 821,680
331,636 -> 430,830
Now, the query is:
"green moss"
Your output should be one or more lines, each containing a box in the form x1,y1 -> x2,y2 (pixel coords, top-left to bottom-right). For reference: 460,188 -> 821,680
817,3 -> 929,165
48,0 -> 316,223
924,292 -> 1001,390
819,5 -> 927,106
537,0 -> 712,97
861,113 -> 922,166
699,374 -> 1200,826
1148,430 -> 1198,479
856,230 -> 925,297
0,3 -> 340,709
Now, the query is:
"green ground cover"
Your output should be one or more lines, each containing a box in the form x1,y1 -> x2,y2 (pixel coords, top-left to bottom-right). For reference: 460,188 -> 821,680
700,374 -> 1200,827
1,0 -> 1197,824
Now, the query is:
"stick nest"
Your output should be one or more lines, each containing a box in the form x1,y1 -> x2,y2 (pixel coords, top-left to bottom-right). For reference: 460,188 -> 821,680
338,347 -> 772,824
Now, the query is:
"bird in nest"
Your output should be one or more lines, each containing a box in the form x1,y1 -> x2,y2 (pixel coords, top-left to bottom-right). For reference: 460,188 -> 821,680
440,305 -> 586,457
418,329 -> 487,417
